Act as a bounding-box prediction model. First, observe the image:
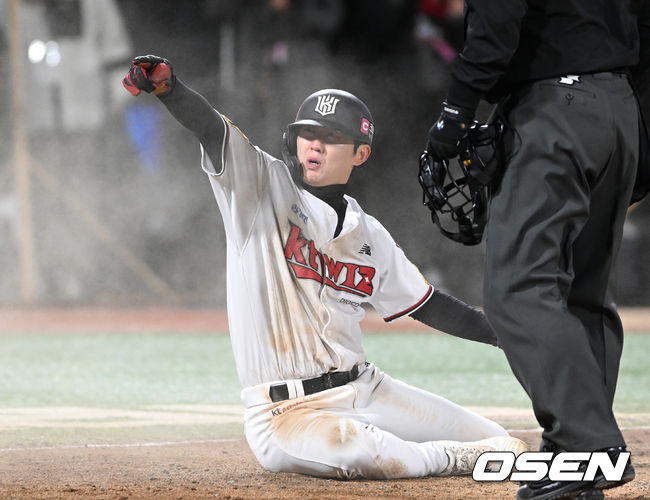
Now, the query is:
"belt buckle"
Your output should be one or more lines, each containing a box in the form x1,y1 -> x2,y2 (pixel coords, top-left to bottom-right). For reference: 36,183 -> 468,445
269,383 -> 289,402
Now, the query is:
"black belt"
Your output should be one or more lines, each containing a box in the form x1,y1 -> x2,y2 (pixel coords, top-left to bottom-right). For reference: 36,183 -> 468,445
269,365 -> 360,402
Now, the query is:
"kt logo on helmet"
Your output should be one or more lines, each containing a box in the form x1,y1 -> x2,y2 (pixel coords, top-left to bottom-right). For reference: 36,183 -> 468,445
315,95 -> 340,116
284,222 -> 375,297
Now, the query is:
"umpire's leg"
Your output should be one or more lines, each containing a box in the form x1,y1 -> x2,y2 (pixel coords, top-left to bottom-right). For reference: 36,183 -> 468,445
483,74 -> 638,451
566,73 -> 639,408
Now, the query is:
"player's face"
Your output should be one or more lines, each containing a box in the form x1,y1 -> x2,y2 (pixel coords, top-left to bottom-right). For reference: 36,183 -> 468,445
296,126 -> 370,187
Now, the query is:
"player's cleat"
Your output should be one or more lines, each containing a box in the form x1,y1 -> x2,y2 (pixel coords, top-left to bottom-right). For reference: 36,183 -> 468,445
438,436 -> 529,476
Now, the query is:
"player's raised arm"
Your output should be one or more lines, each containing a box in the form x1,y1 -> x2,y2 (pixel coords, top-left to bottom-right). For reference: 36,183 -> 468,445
409,290 -> 498,347
122,55 -> 225,166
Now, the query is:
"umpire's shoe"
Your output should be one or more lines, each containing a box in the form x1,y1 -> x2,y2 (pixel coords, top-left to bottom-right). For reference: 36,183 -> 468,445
516,446 -> 635,500
575,491 -> 604,499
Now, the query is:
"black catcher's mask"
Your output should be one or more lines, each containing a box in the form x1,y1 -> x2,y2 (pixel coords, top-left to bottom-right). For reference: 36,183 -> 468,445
418,118 -> 505,245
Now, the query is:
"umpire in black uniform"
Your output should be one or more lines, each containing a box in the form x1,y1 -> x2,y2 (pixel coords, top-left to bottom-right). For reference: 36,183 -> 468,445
425,1 -> 650,499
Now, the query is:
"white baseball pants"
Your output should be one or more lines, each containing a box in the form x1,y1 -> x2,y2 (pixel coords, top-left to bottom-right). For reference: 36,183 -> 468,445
241,363 -> 509,479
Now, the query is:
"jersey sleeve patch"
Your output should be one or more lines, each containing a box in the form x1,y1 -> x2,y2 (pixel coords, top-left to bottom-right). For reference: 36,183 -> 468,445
383,284 -> 434,323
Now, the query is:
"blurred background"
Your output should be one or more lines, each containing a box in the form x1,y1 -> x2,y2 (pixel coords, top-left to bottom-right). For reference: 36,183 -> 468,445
0,0 -> 648,309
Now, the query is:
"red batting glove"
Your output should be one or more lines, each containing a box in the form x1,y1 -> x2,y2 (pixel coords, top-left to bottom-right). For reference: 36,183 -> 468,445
122,55 -> 176,97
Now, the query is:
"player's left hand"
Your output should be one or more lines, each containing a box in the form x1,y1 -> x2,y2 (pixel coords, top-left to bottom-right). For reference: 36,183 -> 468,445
122,55 -> 176,97
427,102 -> 475,160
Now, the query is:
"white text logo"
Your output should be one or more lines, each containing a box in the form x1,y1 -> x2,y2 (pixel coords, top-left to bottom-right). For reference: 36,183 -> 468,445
315,95 -> 340,116
472,451 -> 630,482
559,75 -> 581,85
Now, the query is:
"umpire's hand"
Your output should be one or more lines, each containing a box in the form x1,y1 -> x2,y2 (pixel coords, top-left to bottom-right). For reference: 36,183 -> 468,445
122,55 -> 176,97
427,101 -> 475,160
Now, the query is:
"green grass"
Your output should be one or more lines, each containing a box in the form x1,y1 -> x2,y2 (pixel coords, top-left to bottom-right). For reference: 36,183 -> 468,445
363,332 -> 650,413
364,333 -> 530,408
0,333 -> 239,407
0,331 -> 648,447
0,331 -> 648,413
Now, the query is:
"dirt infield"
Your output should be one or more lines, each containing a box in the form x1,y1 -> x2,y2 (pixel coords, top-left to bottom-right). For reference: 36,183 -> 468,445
0,428 -> 649,499
1,307 -> 650,333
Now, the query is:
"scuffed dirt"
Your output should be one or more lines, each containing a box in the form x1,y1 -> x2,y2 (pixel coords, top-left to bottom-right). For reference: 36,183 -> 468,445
0,429 -> 648,499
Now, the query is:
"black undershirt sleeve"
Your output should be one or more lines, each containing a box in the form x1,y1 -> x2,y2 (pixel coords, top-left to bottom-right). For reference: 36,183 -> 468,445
410,289 -> 499,347
157,79 -> 226,168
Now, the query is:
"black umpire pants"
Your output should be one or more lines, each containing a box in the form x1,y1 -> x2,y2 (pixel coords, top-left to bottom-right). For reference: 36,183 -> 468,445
484,73 -> 639,451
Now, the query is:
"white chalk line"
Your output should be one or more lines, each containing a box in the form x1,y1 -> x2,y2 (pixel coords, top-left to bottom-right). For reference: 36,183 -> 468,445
0,405 -> 244,430
0,437 -> 241,453
1,426 -> 649,453
508,425 -> 650,433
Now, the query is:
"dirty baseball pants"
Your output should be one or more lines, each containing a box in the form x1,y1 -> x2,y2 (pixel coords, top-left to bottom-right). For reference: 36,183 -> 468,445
484,73 -> 639,451
241,362 -> 509,478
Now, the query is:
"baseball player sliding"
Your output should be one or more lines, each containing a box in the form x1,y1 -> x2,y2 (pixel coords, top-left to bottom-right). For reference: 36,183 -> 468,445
123,55 -> 527,480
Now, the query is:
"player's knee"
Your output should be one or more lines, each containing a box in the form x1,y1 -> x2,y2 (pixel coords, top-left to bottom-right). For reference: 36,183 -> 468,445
248,444 -> 279,472
256,447 -> 359,479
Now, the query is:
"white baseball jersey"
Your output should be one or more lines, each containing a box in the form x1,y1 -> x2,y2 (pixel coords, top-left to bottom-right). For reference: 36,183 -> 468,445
194,111 -> 518,480
201,117 -> 433,389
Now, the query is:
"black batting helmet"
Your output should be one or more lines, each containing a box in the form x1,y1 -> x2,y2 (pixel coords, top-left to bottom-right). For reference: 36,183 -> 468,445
287,89 -> 374,147
418,119 -> 505,245
282,89 -> 374,182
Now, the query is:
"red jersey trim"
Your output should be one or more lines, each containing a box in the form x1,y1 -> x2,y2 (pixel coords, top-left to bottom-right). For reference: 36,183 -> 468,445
383,284 -> 434,323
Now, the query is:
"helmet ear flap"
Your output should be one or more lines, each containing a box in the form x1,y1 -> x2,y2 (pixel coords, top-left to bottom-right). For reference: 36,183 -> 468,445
282,128 -> 303,185
283,127 -> 297,155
